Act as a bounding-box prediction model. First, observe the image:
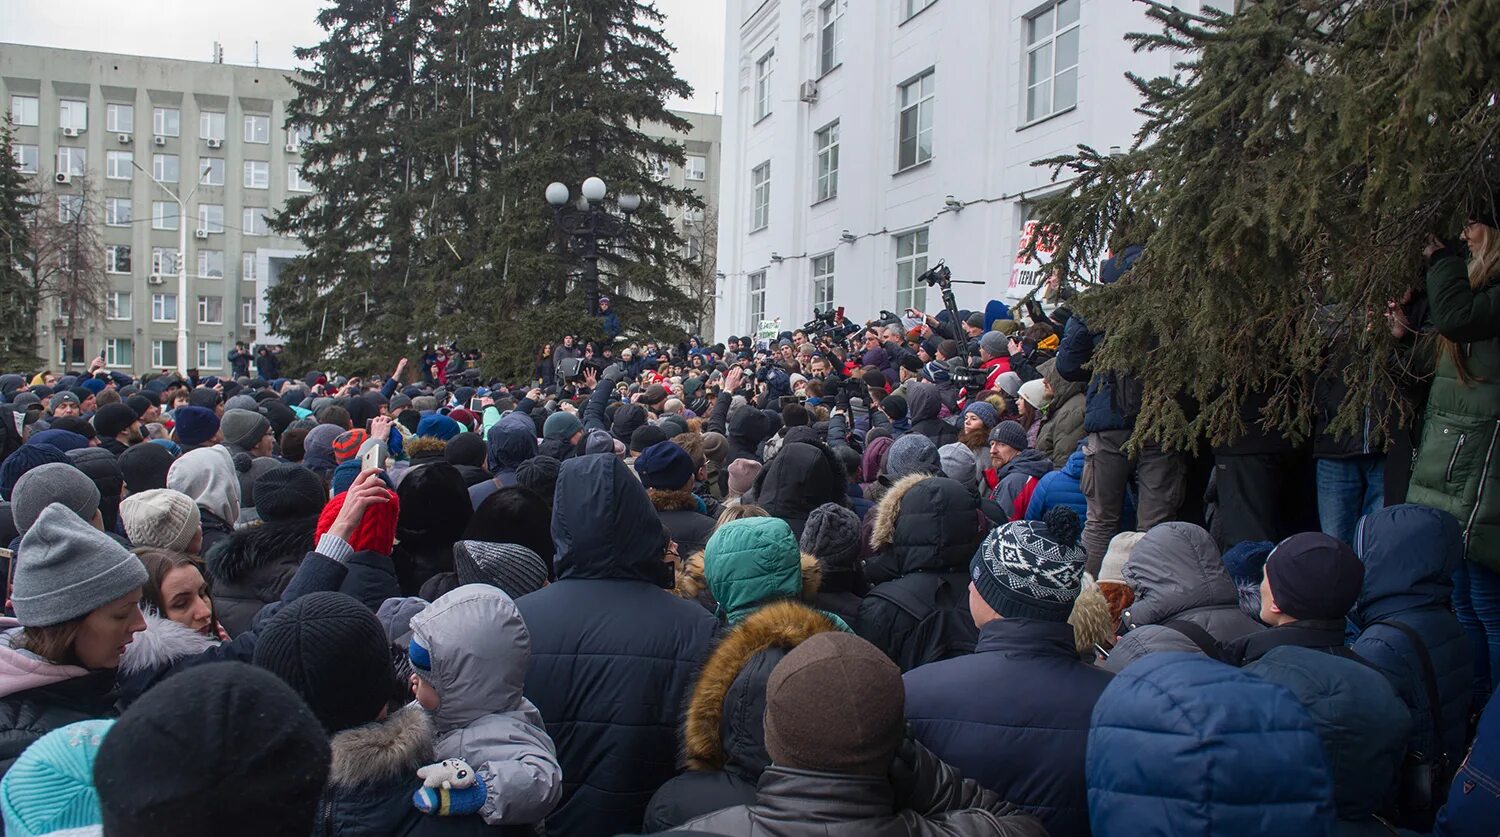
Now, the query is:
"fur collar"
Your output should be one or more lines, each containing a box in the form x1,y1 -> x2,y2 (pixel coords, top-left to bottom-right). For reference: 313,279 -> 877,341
403,436 -> 448,459
674,551 -> 823,605
118,611 -> 216,677
870,472 -> 933,553
649,488 -> 702,512
683,601 -> 837,771
329,705 -> 435,787
205,517 -> 316,585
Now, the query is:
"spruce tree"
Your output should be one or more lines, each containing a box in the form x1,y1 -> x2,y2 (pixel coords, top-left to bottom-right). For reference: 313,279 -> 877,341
0,122 -> 38,370
1030,0 -> 1500,451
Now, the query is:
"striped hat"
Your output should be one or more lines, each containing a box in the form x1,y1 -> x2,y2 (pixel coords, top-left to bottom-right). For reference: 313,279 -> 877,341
332,429 -> 369,464
453,541 -> 549,600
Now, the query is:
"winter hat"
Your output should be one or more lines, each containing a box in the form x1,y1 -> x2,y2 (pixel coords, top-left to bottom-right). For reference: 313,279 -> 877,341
962,400 -> 1000,429
880,394 -> 908,422
446,408 -> 478,431
542,411 -> 583,442
444,432 -> 487,468
1264,532 -> 1364,621
12,462 -> 100,535
884,433 -> 941,481
989,420 -> 1029,451
515,456 -> 560,502
171,406 -> 220,446
301,423 -> 343,470
655,413 -> 690,438
979,330 -> 1008,358
332,429 -> 368,464
1220,539 -> 1275,586
1099,530 -> 1145,584
27,429 -> 89,453
115,442 -> 174,495
727,458 -> 761,498
799,503 -> 863,572
92,403 -> 139,440
629,424 -> 668,455
389,393 -> 412,412
415,414 -> 462,441
1018,379 -> 1050,411
762,632 -> 905,776
67,447 -> 123,499
922,360 -> 951,384
219,408 -> 270,451
252,465 -> 326,523
453,541 -> 549,600
700,431 -> 728,464
78,378 -> 105,396
252,592 -> 394,734
94,662 -> 331,837
314,485 -> 399,555
0,719 -> 112,837
119,489 -> 200,552
937,443 -> 979,492
584,428 -> 616,456
223,394 -> 257,413
186,387 -> 219,409
329,460 -> 361,496
635,441 -> 696,490
996,372 -> 1023,399
166,446 -> 240,525
15,504 -> 148,627
971,506 -> 1087,621
0,444 -> 71,501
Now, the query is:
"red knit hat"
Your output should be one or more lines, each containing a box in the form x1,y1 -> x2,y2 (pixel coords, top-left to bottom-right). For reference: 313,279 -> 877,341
331,429 -> 369,464
315,487 -> 399,555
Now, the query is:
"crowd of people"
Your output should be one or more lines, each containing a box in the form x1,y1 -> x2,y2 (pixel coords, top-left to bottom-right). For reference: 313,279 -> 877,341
0,211 -> 1495,836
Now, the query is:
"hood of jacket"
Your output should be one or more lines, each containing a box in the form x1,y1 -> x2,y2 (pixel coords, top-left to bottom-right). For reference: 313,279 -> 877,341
683,601 -> 838,777
1061,447 -> 1086,479
409,584 -> 532,732
612,402 -> 648,445
117,610 -> 216,679
728,404 -> 772,451
996,447 -> 1052,482
1040,357 -> 1086,408
328,704 -> 435,788
205,516 -> 316,587
749,442 -> 848,527
861,435 -> 894,484
0,623 -> 90,699
552,453 -> 672,586
1350,503 -> 1464,627
486,412 -> 538,473
166,444 -> 241,526
704,517 -> 805,623
675,550 -> 823,611
870,474 -> 981,574
906,382 -> 942,424
1243,645 -> 1411,821
1121,522 -> 1240,628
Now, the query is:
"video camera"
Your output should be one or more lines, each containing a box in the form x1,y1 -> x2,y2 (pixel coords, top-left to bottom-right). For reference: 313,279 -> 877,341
947,364 -> 989,389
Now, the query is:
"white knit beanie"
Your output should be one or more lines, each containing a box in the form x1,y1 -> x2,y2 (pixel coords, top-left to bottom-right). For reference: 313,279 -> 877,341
1100,530 -> 1145,584
119,489 -> 202,553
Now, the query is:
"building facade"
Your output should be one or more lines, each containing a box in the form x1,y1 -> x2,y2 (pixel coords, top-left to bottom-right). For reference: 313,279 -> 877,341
2,43 -> 306,374
641,109 -> 723,340
713,0 -> 1194,338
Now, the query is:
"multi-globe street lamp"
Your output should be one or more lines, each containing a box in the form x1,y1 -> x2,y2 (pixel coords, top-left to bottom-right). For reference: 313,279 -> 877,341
544,176 -> 642,316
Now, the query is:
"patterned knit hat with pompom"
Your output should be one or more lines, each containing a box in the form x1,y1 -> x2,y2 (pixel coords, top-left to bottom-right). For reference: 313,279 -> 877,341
971,506 -> 1086,621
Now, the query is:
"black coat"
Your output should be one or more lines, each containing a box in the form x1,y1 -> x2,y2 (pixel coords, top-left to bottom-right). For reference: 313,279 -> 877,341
0,667 -> 117,778
198,508 -> 235,557
650,489 -> 718,556
746,442 -> 849,540
516,455 -> 716,837
205,516 -> 317,637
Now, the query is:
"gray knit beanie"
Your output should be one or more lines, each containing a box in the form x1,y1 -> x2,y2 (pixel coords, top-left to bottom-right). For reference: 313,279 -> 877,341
220,408 -> 271,451
11,462 -> 101,535
453,541 -> 550,600
938,442 -> 979,493
119,488 -> 201,552
14,503 -> 149,626
799,503 -> 863,572
884,434 -> 941,481
989,420 -> 1029,452
979,330 -> 1008,358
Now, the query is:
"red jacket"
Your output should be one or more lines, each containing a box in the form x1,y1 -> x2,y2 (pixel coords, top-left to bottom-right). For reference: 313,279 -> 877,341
982,356 -> 1012,392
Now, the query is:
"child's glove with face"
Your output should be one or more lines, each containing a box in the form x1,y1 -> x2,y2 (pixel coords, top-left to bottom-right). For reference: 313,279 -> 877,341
413,759 -> 487,816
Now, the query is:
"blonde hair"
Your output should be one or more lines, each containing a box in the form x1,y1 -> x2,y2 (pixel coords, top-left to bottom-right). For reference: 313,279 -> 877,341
1069,577 -> 1116,660
716,503 -> 768,527
1442,224 -> 1500,384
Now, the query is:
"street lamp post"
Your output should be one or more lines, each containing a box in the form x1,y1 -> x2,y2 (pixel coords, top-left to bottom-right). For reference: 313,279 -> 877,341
544,177 -> 642,316
133,160 -> 199,376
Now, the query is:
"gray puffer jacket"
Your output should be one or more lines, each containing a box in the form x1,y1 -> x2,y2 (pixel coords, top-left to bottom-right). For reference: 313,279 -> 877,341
1104,522 -> 1262,672
409,584 -> 562,827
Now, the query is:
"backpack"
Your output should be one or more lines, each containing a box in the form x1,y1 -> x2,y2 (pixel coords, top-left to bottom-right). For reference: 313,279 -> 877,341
866,572 -> 978,671
1370,620 -> 1451,830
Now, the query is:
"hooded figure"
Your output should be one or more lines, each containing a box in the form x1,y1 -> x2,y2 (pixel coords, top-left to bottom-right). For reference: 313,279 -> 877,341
906,382 -> 958,446
206,465 -> 325,637
1103,522 -> 1263,672
1035,358 -> 1087,469
746,442 -> 849,539
724,403 -> 772,465
165,445 -> 240,556
408,585 -> 562,827
514,454 -> 716,837
470,413 -> 538,510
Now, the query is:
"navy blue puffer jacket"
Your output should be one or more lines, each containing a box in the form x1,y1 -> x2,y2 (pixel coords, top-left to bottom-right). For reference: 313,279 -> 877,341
516,454 -> 716,837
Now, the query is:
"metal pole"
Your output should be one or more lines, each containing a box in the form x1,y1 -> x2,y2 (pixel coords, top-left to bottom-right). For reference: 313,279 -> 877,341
132,161 -> 195,377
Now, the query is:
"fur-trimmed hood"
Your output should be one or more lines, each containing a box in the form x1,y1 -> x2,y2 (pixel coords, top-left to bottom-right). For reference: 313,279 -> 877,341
328,704 -> 436,787
869,472 -> 982,574
683,601 -> 837,775
674,550 -> 822,610
649,488 -> 703,513
205,516 -> 317,586
118,610 -> 217,678
870,473 -> 932,553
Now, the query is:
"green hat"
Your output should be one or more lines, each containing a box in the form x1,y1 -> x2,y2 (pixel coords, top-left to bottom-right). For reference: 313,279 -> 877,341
704,517 -> 802,623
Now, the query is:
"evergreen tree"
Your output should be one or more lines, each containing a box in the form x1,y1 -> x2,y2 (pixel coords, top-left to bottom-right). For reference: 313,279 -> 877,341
1030,0 -> 1500,451
0,122 -> 38,370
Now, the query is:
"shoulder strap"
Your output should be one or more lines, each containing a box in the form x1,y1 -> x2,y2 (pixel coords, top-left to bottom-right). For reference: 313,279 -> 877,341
868,574 -> 945,620
1372,619 -> 1446,760
1160,618 -> 1225,663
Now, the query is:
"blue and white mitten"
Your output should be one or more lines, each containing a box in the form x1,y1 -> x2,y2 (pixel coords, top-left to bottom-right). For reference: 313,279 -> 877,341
412,758 -> 487,816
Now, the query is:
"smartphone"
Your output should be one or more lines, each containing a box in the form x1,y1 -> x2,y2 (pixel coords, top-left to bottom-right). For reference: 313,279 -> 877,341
359,443 -> 383,473
469,397 -> 483,411
364,418 -> 375,433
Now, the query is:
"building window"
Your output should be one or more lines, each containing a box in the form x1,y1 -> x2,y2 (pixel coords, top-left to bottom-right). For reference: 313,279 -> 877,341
151,293 -> 178,322
152,107 -> 180,137
288,124 -> 313,149
750,162 -> 771,232
197,204 -> 225,234
151,247 -> 179,276
199,157 -> 225,186
152,201 -> 179,231
106,150 -> 133,180
815,122 -> 839,202
748,271 -> 767,333
819,1 -> 843,75
11,144 -> 38,174
685,205 -> 706,224
197,340 -> 223,369
104,338 -> 132,367
812,253 -> 836,311
288,165 -> 314,192
57,339 -> 86,367
152,153 -> 179,183
105,245 -> 132,274
106,104 -> 134,134
105,198 -> 132,227
58,100 -> 87,132
199,111 -> 226,141
685,154 -> 706,182
242,252 -> 258,281
106,292 -> 131,321
197,250 -> 224,279
197,295 -> 223,324
895,228 -> 930,312
241,298 -> 256,326
151,340 -> 177,368
242,208 -> 270,237
243,161 -> 269,189
1025,0 -> 1080,123
902,0 -> 936,20
243,114 -> 270,144
898,70 -> 935,171
9,96 -> 38,127
56,147 -> 86,176
57,195 -> 83,223
754,49 -> 775,122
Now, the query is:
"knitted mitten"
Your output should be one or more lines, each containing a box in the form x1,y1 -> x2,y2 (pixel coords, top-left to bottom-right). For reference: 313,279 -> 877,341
412,758 -> 486,816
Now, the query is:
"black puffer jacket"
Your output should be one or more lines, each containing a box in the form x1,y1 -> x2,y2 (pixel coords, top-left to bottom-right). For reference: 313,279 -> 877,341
746,442 -> 849,540
0,633 -> 117,778
205,516 -> 317,637
907,383 -> 959,447
198,507 -> 235,556
710,396 -> 772,464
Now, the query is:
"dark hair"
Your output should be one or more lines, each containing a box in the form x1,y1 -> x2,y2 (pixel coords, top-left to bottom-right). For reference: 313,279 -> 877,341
17,619 -> 85,665
833,445 -> 862,480
280,427 -> 309,462
464,486 -> 556,576
133,547 -> 217,629
94,389 -> 122,407
316,405 -> 351,430
782,403 -> 810,428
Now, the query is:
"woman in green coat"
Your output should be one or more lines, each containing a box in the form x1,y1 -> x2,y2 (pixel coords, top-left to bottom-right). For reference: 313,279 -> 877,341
1409,205 -> 1500,701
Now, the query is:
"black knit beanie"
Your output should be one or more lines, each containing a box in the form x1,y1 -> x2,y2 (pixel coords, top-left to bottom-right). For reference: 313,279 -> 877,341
252,592 -> 394,734
253,464 -> 328,523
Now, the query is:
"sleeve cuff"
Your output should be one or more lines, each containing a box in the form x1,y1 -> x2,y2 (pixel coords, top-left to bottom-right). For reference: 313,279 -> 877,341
316,533 -> 354,564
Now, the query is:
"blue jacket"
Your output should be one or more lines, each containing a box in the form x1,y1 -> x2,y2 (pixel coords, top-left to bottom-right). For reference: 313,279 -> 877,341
1087,653 -> 1337,836
1349,504 -> 1473,771
1055,315 -> 1134,434
1435,690 -> 1500,837
598,309 -> 621,339
516,454 -> 716,837
905,618 -> 1113,835
1025,448 -> 1086,521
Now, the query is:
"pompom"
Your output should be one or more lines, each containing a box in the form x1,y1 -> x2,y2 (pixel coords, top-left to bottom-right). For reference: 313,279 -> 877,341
1043,506 -> 1082,548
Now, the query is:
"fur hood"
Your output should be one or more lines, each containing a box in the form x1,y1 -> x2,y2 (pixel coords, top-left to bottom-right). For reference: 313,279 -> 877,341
869,472 -> 932,552
205,516 -> 317,586
683,601 -> 837,772
869,472 -> 981,575
649,488 -> 702,513
118,611 -> 217,678
328,704 -> 436,787
674,550 -> 822,608
403,436 -> 448,460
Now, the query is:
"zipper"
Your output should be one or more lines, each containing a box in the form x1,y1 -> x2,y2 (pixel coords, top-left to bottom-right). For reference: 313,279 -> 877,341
1447,432 -> 1469,483
1463,420 -> 1500,551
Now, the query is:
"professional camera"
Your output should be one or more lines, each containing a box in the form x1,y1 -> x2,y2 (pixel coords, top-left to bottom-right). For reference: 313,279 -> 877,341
870,310 -> 904,329
803,307 -> 839,335
948,363 -> 989,389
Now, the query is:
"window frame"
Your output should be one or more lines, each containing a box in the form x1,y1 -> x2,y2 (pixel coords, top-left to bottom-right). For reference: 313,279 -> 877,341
11,144 -> 39,174
750,161 -> 771,233
196,340 -> 223,369
9,95 -> 39,127
56,147 -> 86,176
748,271 -> 767,334
196,294 -> 224,324
105,197 -> 132,227
152,201 -> 179,231
197,249 -> 225,279
106,291 -> 132,321
106,150 -> 133,180
58,100 -> 87,131
199,111 -> 226,141
106,103 -> 134,134
105,244 -> 132,275
685,154 -> 707,182
104,338 -> 131,368
152,107 -> 180,138
814,121 -> 840,203
243,160 -> 270,190
151,247 -> 179,277
897,69 -> 936,172
819,1 -> 844,77
152,153 -> 179,183
242,207 -> 270,237
812,252 -> 836,312
754,49 -> 775,123
241,297 -> 257,326
287,165 -> 314,193
902,0 -> 937,22
56,195 -> 83,224
151,340 -> 177,369
241,252 -> 258,281
197,203 -> 225,234
199,157 -> 225,186
1022,0 -> 1081,126
151,292 -> 178,322
243,114 -> 270,144
894,227 -> 930,312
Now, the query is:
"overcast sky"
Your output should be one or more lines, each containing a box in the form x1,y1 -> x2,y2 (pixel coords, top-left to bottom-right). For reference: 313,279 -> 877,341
0,0 -> 728,113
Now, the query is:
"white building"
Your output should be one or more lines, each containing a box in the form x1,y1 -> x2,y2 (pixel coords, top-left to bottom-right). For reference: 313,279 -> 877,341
713,0 -> 1192,338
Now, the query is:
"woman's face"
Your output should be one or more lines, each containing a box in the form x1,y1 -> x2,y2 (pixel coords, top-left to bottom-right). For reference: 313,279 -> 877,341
74,589 -> 147,669
1464,221 -> 1492,251
963,413 -> 985,434
159,565 -> 214,635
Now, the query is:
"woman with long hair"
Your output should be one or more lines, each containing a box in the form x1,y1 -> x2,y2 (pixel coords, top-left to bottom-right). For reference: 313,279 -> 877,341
1410,201 -> 1500,704
535,343 -> 556,388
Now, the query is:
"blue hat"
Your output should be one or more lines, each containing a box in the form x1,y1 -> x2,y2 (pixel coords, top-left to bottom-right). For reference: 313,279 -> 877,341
79,378 -> 106,395
171,406 -> 220,446
0,444 -> 71,501
634,441 -> 696,490
962,400 -> 1000,429
415,414 -> 461,441
147,438 -> 182,456
0,719 -> 113,837
24,429 -> 89,454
